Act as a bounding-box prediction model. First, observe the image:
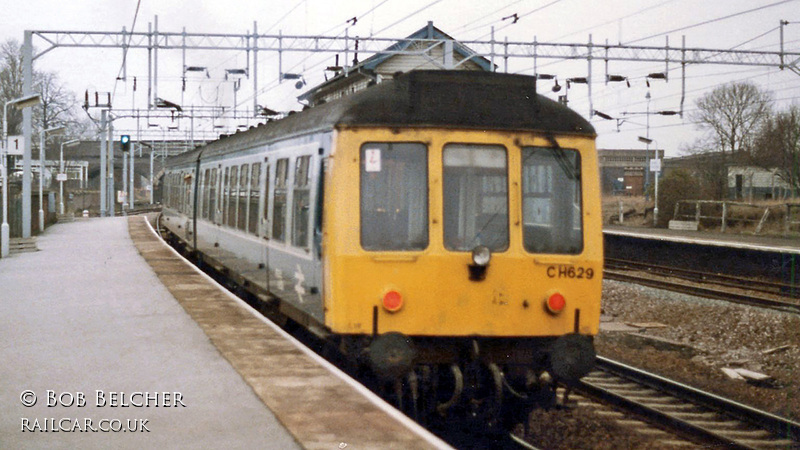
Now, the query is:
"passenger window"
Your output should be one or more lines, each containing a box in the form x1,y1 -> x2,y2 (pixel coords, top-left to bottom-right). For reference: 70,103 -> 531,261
262,160 -> 270,236
249,162 -> 261,235
202,169 -> 210,219
360,143 -> 428,251
228,166 -> 238,228
272,158 -> 289,242
209,168 -> 218,223
222,167 -> 230,225
292,155 -> 311,248
522,147 -> 583,254
443,144 -> 508,252
238,164 -> 249,231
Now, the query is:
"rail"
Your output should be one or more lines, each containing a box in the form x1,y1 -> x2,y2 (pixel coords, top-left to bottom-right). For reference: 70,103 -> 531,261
578,356 -> 800,448
603,266 -> 800,313
605,258 -> 798,299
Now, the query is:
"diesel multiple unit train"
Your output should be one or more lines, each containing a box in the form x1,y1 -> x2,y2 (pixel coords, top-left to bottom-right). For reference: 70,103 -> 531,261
160,70 -> 602,424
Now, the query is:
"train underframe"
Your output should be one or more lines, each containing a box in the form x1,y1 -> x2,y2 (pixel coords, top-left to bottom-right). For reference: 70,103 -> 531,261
338,332 -> 596,427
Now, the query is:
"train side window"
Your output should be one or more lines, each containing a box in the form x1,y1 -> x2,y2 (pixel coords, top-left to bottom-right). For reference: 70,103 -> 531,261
168,173 -> 174,208
228,165 -> 239,228
172,173 -> 177,209
292,155 -> 311,248
209,168 -> 218,223
189,171 -> 195,215
185,171 -> 192,216
521,147 -> 583,254
202,168 -> 210,219
179,172 -> 186,213
222,167 -> 230,225
360,142 -> 428,251
237,164 -> 249,231
443,144 -> 509,252
272,158 -> 289,242
313,158 -> 326,258
249,162 -> 261,235
262,160 -> 270,236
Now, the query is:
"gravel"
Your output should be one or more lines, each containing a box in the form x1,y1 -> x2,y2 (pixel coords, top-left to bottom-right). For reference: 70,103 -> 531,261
524,280 -> 800,449
597,280 -> 800,420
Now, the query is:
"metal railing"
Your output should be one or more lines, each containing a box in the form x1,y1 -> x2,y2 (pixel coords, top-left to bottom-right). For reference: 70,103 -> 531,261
673,200 -> 800,235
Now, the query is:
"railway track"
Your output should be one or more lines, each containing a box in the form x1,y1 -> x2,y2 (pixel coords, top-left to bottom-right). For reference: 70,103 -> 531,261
606,258 -> 795,296
604,259 -> 800,314
576,356 -> 800,449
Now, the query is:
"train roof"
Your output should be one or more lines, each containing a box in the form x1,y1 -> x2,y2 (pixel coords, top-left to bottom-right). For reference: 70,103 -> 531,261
171,70 -> 595,165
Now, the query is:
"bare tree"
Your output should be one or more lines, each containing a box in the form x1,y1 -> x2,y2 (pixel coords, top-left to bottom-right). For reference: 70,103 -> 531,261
0,39 -> 25,135
750,104 -> 800,198
692,82 -> 772,156
0,39 -> 79,137
687,82 -> 772,199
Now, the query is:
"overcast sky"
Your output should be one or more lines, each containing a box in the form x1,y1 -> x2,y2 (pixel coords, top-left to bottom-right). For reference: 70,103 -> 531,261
2,0 -> 799,156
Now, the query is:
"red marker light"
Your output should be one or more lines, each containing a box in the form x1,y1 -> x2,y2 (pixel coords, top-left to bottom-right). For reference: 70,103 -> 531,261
383,290 -> 403,312
546,292 -> 566,314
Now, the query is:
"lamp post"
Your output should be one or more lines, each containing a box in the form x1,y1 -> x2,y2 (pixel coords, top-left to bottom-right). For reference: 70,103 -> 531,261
59,139 -> 80,215
39,125 -> 65,231
2,93 -> 41,258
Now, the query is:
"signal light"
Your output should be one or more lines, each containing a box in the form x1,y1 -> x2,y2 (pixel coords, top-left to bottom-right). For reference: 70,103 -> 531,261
120,135 -> 131,153
382,290 -> 403,312
546,292 -> 566,314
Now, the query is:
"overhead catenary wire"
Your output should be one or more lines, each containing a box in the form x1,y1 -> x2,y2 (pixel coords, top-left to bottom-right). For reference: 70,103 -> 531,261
371,0 -> 446,37
318,0 -> 394,36
549,0 -> 681,42
111,0 -> 142,106
470,0 -> 566,41
453,0 -> 530,35
263,0 -> 308,34
626,0 -> 798,44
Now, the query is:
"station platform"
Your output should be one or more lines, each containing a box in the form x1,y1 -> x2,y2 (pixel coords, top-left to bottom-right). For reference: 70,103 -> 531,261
0,216 -> 447,449
604,224 -> 800,254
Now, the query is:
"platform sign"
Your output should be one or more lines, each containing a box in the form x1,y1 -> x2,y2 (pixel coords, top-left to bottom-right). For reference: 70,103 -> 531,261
56,173 -> 68,181
650,158 -> 662,172
6,135 -> 24,156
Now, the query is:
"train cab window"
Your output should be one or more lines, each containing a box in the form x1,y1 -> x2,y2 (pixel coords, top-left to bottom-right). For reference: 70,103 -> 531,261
237,164 -> 249,231
249,162 -> 261,235
292,155 -> 311,248
227,166 -> 238,228
360,142 -> 428,251
521,147 -> 583,254
272,158 -> 289,242
443,144 -> 508,252
209,168 -> 218,223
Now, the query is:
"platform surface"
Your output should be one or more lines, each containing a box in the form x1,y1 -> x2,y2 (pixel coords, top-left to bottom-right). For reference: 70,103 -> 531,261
605,224 -> 800,254
1,216 -> 446,450
0,217 -> 302,449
